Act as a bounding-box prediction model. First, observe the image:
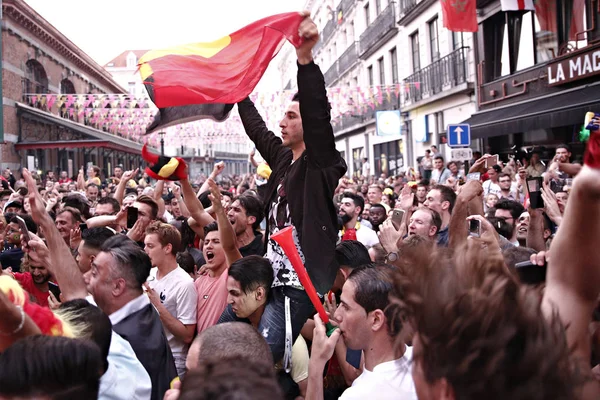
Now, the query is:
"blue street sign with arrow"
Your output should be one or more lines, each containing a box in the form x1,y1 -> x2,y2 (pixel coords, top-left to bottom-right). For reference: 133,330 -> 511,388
447,124 -> 471,148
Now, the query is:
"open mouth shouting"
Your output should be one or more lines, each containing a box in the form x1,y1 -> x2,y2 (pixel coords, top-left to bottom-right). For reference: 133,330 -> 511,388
205,251 -> 215,262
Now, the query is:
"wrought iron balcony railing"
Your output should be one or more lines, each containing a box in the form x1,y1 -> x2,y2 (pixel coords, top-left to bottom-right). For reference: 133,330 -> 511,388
403,46 -> 469,104
338,42 -> 358,76
398,0 -> 418,17
359,4 -> 398,57
324,60 -> 339,86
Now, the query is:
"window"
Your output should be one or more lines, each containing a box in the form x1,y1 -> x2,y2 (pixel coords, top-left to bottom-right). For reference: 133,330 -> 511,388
390,47 -> 398,83
452,32 -> 464,50
378,57 -> 385,85
482,1 -> 594,82
410,31 -> 420,72
126,53 -> 137,68
367,65 -> 374,86
375,0 -> 381,15
60,79 -> 75,94
352,147 -> 364,178
364,3 -> 370,26
429,17 -> 440,62
374,139 -> 404,177
128,82 -> 136,95
349,22 -> 355,42
24,59 -> 48,94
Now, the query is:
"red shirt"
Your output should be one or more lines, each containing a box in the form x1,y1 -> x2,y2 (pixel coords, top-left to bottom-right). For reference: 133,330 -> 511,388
14,272 -> 50,307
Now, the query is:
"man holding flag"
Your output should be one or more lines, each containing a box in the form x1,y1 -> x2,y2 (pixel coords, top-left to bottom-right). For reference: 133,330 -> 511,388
217,11 -> 347,364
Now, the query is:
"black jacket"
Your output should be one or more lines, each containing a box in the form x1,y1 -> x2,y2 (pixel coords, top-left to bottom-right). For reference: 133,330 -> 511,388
238,62 -> 347,295
113,303 -> 177,400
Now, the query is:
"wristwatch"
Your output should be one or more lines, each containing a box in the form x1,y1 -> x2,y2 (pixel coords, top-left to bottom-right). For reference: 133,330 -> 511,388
385,252 -> 399,263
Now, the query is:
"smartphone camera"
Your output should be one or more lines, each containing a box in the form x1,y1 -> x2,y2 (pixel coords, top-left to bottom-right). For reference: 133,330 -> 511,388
468,219 -> 481,238
127,207 -> 139,229
526,177 -> 544,209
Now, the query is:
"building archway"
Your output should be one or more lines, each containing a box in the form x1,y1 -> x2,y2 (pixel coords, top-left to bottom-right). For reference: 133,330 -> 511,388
24,59 -> 48,94
60,78 -> 75,94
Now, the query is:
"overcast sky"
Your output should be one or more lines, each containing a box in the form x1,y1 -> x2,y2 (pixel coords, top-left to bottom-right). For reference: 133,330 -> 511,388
24,0 -> 307,89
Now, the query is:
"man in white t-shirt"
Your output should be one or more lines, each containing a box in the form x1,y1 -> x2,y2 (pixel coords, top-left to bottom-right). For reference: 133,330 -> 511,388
361,157 -> 370,178
306,265 -> 417,400
430,156 -> 451,184
144,221 -> 197,378
482,165 -> 502,198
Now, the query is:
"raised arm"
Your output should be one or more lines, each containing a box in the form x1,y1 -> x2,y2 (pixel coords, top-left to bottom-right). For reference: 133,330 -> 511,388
249,148 -> 259,168
558,162 -> 582,177
114,168 -> 138,206
197,162 -> 225,196
237,98 -> 288,168
22,169 -> 88,300
77,168 -> 85,191
542,165 -> 600,364
296,21 -> 340,168
181,169 -> 215,230
207,179 -> 241,266
449,181 -> 483,249
153,180 -> 166,220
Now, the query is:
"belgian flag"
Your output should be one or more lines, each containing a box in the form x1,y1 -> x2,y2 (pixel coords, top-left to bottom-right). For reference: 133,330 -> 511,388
138,12 -> 304,109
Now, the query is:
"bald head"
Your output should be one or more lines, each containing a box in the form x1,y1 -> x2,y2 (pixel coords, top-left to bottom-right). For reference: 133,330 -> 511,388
187,322 -> 271,371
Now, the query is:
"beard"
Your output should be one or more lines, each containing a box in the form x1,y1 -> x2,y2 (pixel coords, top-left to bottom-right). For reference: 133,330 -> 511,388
340,213 -> 353,225
33,275 -> 50,284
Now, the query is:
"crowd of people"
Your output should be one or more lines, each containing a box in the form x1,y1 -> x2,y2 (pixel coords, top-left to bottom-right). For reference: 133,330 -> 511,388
0,12 -> 599,400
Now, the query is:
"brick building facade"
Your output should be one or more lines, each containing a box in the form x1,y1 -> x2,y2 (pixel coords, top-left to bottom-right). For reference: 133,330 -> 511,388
1,0 -> 146,178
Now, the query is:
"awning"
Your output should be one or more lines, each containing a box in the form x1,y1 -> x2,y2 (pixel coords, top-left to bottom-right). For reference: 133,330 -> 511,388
16,103 -> 151,155
15,140 -> 129,151
463,82 -> 600,139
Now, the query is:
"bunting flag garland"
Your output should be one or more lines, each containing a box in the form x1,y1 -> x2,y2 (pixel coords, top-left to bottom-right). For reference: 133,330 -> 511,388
21,81 -> 421,147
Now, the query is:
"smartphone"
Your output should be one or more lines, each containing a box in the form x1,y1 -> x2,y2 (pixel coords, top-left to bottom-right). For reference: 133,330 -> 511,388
49,282 -> 61,304
127,207 -> 138,229
526,177 -> 544,209
15,216 -> 31,243
516,160 -> 523,168
79,223 -> 89,232
485,155 -> 499,169
468,219 -> 481,238
466,172 -> 481,181
514,260 -> 547,285
391,209 -> 405,231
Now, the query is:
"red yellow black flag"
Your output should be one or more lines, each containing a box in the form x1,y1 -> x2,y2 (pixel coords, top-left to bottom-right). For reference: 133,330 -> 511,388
138,12 -> 304,108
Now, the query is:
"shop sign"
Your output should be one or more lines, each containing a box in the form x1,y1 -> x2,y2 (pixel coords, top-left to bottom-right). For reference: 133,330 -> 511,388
548,46 -> 600,86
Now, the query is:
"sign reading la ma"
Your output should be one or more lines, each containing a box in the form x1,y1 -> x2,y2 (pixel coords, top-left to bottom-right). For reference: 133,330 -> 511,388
548,46 -> 600,86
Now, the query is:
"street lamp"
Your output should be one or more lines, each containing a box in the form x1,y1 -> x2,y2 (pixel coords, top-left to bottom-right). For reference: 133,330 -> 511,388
159,132 -> 165,156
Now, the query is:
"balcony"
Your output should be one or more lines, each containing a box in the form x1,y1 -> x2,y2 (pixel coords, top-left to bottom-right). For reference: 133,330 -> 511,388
398,0 -> 417,16
324,60 -> 339,86
338,0 -> 357,16
323,42 -> 359,86
322,19 -> 336,46
359,4 -> 398,59
403,47 -> 470,106
332,87 -> 401,135
338,42 -> 358,76
398,0 -> 436,26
